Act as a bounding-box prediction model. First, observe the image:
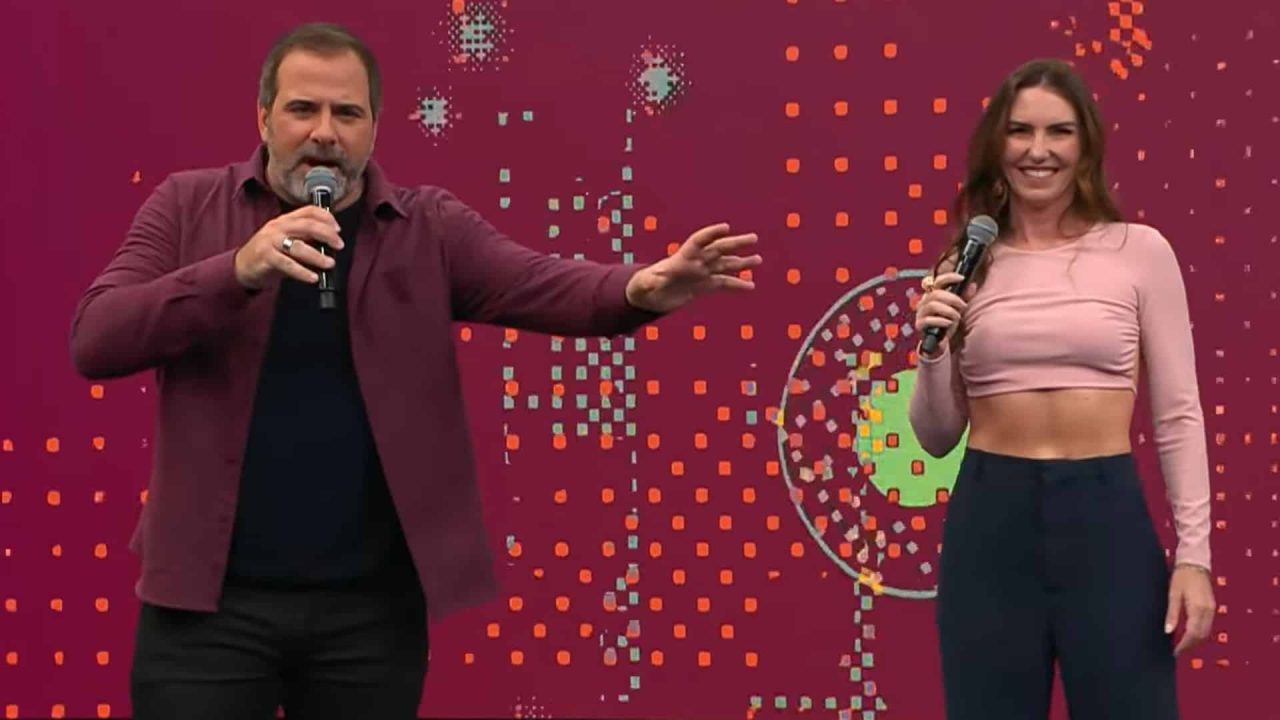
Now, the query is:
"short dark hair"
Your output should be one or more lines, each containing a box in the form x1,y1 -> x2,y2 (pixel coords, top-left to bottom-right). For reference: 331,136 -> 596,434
258,22 -> 381,117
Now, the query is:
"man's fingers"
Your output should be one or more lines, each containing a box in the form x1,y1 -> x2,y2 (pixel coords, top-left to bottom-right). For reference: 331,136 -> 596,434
268,249 -> 321,284
702,233 -> 758,257
712,254 -> 763,273
687,222 -> 734,248
278,218 -> 344,251
712,275 -> 755,291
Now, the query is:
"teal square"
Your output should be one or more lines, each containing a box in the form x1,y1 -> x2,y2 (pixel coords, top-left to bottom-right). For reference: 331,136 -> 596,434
551,366 -> 563,381
499,168 -> 510,183
622,195 -> 634,210
551,396 -> 563,409
527,396 -> 539,410
622,166 -> 633,182
548,198 -> 560,211
576,422 -> 588,437
576,366 -> 587,381
552,422 -> 564,435
576,394 -> 588,410
522,110 -> 534,121
589,409 -> 600,423
548,225 -> 560,239
497,112 -> 508,125
574,195 -> 585,211
499,197 -> 511,209
746,410 -> 759,425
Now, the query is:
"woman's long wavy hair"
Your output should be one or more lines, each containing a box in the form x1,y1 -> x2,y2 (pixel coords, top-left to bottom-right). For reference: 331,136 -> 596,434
933,58 -> 1122,291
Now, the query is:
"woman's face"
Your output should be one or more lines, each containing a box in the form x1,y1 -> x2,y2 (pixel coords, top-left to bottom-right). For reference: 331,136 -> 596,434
1001,86 -> 1082,212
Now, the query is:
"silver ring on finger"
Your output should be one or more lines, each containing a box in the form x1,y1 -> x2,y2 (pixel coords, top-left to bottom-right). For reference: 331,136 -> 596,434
281,236 -> 296,253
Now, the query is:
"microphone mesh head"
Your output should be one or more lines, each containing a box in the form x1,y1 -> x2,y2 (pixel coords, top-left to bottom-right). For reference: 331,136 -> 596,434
304,166 -> 337,196
966,214 -> 999,245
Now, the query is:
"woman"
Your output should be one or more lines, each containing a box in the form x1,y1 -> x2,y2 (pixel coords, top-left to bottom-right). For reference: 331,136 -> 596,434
908,58 -> 1216,719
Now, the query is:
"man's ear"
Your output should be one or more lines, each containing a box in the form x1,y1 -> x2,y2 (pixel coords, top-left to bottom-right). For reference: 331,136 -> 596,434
257,104 -> 270,142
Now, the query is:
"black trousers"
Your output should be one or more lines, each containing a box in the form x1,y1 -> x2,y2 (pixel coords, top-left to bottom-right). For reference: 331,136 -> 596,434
130,582 -> 427,720
936,449 -> 1179,719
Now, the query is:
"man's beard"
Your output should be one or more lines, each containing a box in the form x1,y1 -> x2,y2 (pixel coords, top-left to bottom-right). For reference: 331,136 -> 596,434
270,144 -> 360,206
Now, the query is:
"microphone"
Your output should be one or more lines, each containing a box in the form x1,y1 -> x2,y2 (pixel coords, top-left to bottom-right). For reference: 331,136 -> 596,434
304,167 -> 338,310
919,214 -> 998,356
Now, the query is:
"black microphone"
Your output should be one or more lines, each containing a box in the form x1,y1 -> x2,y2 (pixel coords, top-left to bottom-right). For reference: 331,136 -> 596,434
304,167 -> 338,311
919,214 -> 998,356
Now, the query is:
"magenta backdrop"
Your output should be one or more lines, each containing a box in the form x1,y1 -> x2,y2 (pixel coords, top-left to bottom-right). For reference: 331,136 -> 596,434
2,1 -> 1278,718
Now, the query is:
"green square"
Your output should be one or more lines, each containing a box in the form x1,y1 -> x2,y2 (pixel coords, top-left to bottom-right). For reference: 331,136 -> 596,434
527,396 -> 539,410
497,112 -> 508,125
622,195 -> 634,210
503,367 -> 514,380
576,394 -> 588,409
576,422 -> 588,437
502,397 -> 514,410
522,110 -> 534,121
576,366 -> 587,381
499,197 -> 511,209
552,422 -> 564,435
551,396 -> 563,409
574,195 -> 585,211
548,225 -> 560,239
548,198 -> 560,211
589,409 -> 600,423
622,166 -> 633,182
499,168 -> 510,183
746,410 -> 759,425
551,366 -> 563,381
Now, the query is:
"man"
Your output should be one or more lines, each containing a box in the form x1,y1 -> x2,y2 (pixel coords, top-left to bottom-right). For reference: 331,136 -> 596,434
69,21 -> 760,720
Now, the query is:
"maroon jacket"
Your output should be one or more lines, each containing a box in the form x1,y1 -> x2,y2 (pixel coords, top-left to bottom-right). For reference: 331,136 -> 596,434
70,145 -> 658,617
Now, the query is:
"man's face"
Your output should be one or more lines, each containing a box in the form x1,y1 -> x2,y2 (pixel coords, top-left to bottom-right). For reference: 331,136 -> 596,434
258,48 -> 376,208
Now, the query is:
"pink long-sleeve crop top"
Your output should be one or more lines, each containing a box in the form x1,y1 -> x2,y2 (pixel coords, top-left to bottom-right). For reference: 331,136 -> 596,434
907,222 -> 1211,570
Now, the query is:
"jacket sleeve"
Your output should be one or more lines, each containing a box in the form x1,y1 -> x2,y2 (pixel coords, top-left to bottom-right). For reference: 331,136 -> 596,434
69,176 -> 255,379
437,190 -> 663,336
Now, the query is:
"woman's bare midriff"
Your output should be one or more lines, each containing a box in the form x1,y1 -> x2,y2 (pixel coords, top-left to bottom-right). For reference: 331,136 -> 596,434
966,388 -> 1136,459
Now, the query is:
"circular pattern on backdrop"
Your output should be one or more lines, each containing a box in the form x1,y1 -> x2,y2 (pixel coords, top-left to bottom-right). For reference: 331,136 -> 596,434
776,267 -> 966,599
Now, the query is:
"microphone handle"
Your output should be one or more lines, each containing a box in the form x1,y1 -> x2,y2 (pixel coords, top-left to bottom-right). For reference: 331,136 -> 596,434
312,190 -> 337,310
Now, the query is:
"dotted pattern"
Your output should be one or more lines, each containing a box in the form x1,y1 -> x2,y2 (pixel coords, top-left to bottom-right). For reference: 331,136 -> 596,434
441,0 -> 513,70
